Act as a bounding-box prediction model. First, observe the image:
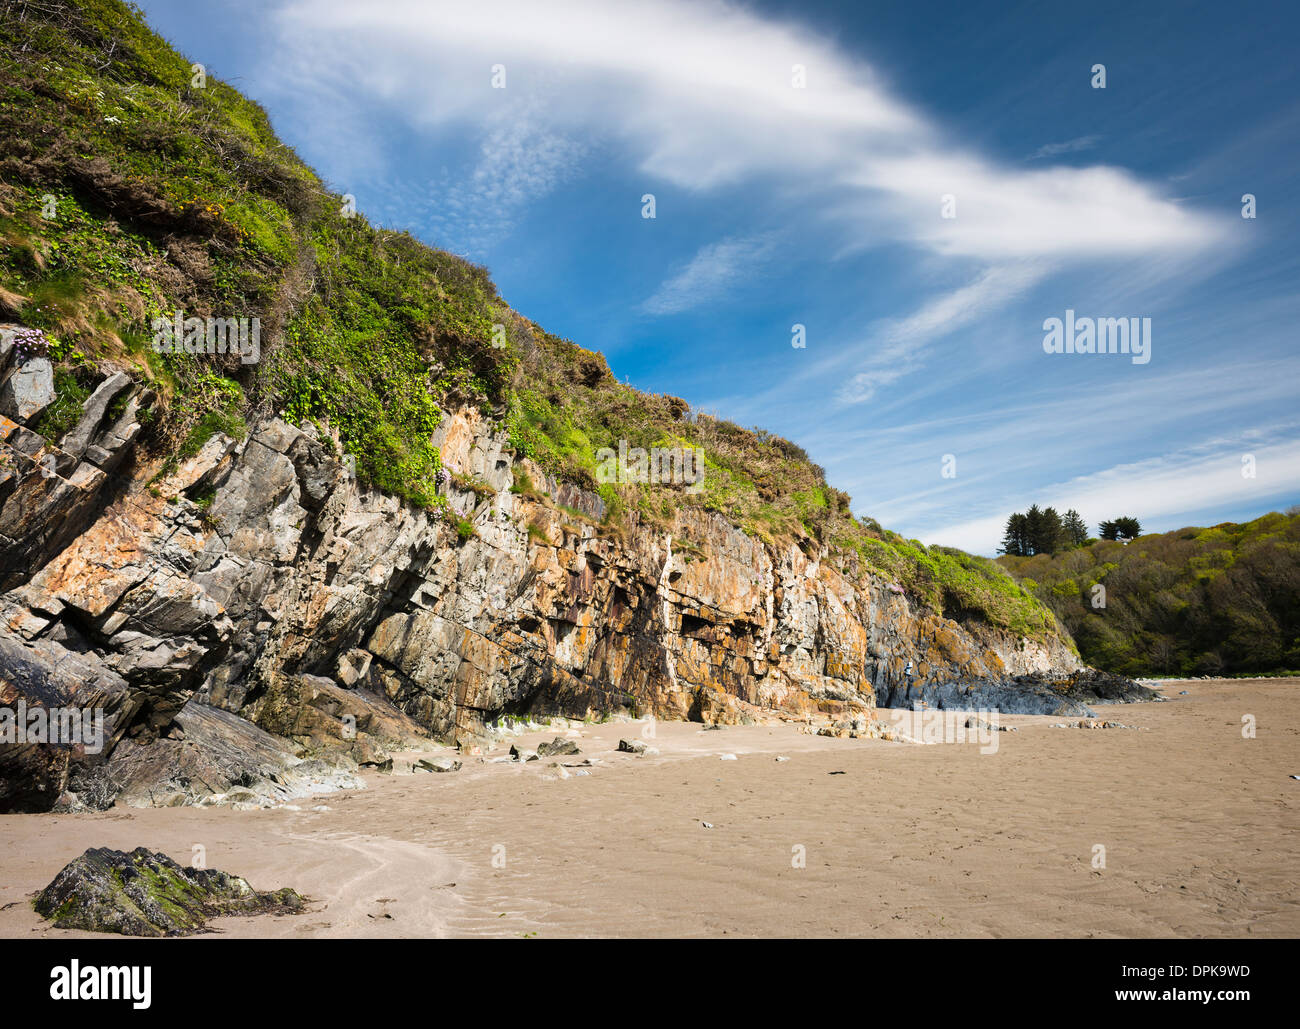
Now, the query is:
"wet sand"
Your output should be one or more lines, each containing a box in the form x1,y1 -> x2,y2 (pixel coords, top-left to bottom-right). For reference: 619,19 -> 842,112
1,678 -> 1296,938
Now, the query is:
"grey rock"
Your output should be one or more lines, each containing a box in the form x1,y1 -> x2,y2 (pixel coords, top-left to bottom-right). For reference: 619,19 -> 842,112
415,756 -> 461,773
0,396 -> 1126,808
106,701 -> 363,809
60,371 -> 131,459
536,736 -> 580,757
874,668 -> 1156,717
0,357 -> 54,424
964,715 -> 1016,733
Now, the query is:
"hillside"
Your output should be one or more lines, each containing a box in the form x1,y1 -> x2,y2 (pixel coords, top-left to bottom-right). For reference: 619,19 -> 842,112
0,0 -> 1057,642
998,511 -> 1300,677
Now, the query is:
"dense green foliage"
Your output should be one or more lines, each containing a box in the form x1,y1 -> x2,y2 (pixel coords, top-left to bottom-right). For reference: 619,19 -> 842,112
0,0 -> 1062,643
999,511 -> 1300,676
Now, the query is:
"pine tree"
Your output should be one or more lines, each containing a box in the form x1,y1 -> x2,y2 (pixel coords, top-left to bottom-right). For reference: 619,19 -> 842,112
999,512 -> 1029,556
1039,506 -> 1066,554
1063,509 -> 1089,548
1020,504 -> 1065,555
1114,516 -> 1141,541
1024,504 -> 1045,553
1099,516 -> 1141,542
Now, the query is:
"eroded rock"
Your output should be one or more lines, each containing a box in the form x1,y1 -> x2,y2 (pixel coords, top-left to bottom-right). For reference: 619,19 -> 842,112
34,846 -> 303,936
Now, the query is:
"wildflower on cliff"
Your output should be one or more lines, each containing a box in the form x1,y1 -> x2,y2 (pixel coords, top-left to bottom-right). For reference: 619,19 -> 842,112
7,326 -> 49,363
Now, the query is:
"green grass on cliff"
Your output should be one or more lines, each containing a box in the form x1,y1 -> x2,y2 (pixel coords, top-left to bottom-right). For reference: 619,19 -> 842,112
0,0 -> 1062,644
0,0 -> 510,503
998,510 -> 1300,676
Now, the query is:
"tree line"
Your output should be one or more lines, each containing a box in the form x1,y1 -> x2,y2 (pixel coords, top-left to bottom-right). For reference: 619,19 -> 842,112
1000,505 -> 1141,556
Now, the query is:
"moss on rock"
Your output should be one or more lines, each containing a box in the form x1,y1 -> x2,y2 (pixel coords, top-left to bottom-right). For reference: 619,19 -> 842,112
33,846 -> 304,936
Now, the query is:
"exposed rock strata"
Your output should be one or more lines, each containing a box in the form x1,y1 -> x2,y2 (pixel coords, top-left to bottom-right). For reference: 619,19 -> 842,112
1,365 -> 1130,811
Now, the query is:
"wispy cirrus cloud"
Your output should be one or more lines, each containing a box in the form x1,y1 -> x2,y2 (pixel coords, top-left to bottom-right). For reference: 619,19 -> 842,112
834,262 -> 1047,404
1027,134 -> 1102,160
315,103 -> 586,254
640,234 -> 777,315
815,358 -> 1300,554
429,107 -> 586,251
263,0 -> 1239,431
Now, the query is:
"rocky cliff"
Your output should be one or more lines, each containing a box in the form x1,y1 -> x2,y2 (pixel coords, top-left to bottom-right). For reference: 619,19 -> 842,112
0,349 -> 1140,813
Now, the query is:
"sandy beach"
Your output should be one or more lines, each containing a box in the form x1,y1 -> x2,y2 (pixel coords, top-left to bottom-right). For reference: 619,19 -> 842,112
1,678 -> 1296,939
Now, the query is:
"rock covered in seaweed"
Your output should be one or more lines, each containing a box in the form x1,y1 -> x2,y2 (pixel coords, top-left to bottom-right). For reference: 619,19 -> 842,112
33,846 -> 303,936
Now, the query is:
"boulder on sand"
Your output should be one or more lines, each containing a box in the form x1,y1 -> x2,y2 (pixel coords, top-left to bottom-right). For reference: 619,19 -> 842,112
536,736 -> 580,757
33,846 -> 304,936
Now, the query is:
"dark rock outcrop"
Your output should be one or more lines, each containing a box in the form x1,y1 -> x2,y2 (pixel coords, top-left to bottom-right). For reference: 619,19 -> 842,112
97,700 -> 365,810
33,846 -> 303,936
0,634 -> 131,812
874,666 -> 1161,716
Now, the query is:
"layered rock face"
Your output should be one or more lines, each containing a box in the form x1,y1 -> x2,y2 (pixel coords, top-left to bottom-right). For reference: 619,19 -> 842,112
1,363 -> 1092,811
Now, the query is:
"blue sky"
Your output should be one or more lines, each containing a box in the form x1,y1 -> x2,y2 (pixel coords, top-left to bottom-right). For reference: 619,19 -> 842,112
139,0 -> 1300,554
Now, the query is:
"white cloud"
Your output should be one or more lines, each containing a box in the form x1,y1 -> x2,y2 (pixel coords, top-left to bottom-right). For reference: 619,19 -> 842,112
853,155 -> 1223,260
270,0 -> 1231,263
640,234 -> 777,315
